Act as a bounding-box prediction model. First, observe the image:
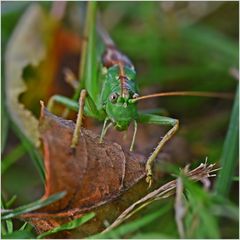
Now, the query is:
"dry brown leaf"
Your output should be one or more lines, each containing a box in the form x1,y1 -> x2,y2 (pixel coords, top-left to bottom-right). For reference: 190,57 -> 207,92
20,26 -> 82,118
20,104 -> 150,238
39,104 -> 147,212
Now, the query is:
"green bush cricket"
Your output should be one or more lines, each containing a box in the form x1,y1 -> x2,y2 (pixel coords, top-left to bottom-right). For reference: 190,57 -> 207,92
47,3 -> 232,188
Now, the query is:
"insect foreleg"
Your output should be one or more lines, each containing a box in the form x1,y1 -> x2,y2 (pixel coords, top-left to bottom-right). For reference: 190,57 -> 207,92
100,118 -> 112,143
46,93 -> 86,150
138,113 -> 179,188
47,90 -> 105,151
71,89 -> 87,149
130,120 -> 138,152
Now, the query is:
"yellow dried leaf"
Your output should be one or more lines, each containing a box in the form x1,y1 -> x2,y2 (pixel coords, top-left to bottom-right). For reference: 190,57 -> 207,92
5,4 -> 55,147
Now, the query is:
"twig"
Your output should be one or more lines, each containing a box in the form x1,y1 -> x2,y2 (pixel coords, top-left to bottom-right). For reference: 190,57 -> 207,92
175,176 -> 186,238
101,162 -> 217,233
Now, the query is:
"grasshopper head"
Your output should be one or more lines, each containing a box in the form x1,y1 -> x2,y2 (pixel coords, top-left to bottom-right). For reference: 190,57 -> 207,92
106,93 -> 138,131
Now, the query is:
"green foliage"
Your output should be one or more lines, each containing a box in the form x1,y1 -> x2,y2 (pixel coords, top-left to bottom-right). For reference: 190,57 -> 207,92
81,1 -> 98,101
1,144 -> 26,174
1,195 -> 34,239
183,179 -> 220,238
215,85 -> 239,196
90,203 -> 171,239
131,232 -> 172,239
2,230 -> 35,239
11,123 -> 45,182
211,195 -> 239,221
1,1 -> 238,239
1,100 -> 9,153
37,212 -> 95,239
2,192 -> 66,220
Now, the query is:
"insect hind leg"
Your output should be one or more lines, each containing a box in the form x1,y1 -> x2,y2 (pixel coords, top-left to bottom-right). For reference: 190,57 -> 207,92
138,113 -> 179,188
47,95 -> 79,112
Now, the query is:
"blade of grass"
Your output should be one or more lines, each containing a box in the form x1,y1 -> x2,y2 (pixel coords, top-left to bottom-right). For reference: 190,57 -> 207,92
1,100 -> 9,153
6,220 -> 13,234
19,222 -> 28,231
1,144 -> 26,174
11,122 -> 45,182
37,212 -> 95,239
1,224 -> 7,236
2,230 -> 35,239
62,2 -> 98,117
183,179 -> 220,239
5,195 -> 17,209
211,202 -> 238,221
78,1 -> 98,99
132,232 -> 173,239
82,2 -> 98,100
215,85 -> 239,196
1,195 -> 14,235
1,191 -> 66,220
90,203 -> 171,239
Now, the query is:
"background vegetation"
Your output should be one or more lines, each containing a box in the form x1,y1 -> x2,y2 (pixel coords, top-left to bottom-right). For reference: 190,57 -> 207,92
1,1 -> 239,239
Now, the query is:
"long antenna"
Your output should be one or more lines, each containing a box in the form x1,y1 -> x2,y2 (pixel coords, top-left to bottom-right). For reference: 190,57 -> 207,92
130,91 -> 233,103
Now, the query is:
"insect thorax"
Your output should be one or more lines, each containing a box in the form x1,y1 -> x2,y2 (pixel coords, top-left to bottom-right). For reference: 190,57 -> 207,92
100,65 -> 139,130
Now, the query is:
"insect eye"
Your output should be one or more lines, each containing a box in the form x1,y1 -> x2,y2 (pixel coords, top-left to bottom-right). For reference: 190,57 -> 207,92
109,93 -> 119,103
133,93 -> 139,99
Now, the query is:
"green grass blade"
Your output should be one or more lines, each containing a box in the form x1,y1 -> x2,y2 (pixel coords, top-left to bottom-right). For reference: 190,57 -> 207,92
1,144 -> 26,174
215,85 -> 239,196
1,224 -> 7,236
183,179 -> 220,238
211,202 -> 238,221
37,212 -> 95,239
19,222 -> 28,231
78,1 -> 98,100
5,195 -> 17,208
1,100 -> 9,153
6,219 -> 13,234
1,196 -> 14,235
2,230 -> 35,239
68,2 -> 98,118
90,203 -> 171,239
1,191 -> 66,220
84,2 -> 98,100
131,232 -> 173,239
11,122 -> 45,182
